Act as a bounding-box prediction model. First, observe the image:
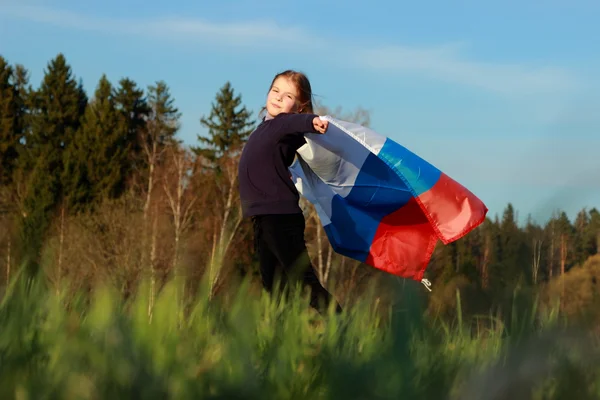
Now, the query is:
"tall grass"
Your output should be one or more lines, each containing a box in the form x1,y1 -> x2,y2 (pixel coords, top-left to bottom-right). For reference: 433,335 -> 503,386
1,268 -> 599,399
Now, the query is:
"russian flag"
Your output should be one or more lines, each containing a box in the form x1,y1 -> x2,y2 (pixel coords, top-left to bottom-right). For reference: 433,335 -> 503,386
289,116 -> 488,284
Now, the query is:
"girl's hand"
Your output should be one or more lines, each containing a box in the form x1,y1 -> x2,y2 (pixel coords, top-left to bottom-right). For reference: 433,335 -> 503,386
313,117 -> 328,134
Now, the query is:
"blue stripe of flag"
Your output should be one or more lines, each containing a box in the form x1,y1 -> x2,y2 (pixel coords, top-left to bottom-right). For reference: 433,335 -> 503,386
376,138 -> 441,196
325,150 -> 414,261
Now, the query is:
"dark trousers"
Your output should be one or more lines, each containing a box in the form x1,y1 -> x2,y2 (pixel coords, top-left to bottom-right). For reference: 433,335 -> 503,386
252,213 -> 341,314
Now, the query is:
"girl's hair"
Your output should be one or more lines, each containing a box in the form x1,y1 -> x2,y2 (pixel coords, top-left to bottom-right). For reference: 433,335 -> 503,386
260,70 -> 314,117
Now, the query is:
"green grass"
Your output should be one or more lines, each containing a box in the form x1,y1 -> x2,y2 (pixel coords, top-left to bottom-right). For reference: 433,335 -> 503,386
1,271 -> 600,399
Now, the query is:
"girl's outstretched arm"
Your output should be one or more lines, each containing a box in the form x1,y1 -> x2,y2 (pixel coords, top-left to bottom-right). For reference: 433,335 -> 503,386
271,113 -> 321,140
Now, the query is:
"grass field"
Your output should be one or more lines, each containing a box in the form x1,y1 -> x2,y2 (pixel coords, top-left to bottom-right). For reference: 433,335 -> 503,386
1,270 -> 599,400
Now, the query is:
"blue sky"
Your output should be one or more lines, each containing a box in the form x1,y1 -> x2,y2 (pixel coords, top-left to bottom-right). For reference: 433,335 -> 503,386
1,0 -> 599,224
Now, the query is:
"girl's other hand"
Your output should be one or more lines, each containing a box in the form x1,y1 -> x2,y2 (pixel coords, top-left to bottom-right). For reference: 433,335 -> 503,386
313,117 -> 328,134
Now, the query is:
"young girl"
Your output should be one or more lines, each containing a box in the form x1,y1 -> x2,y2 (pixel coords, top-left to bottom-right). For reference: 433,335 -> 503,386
238,70 -> 342,314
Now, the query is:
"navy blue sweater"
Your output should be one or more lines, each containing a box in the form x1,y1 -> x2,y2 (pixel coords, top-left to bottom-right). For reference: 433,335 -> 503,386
238,112 -> 318,217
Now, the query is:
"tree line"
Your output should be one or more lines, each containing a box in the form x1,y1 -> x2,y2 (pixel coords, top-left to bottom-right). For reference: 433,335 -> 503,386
1,53 -> 599,318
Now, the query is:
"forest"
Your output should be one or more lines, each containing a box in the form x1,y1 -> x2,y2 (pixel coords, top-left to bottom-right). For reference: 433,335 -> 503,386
1,53 -> 600,398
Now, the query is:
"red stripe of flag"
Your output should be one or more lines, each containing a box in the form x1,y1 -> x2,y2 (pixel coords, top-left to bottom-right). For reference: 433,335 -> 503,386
366,197 -> 438,281
416,172 -> 488,244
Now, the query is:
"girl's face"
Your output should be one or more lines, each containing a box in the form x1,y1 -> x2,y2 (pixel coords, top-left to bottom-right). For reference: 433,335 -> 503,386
266,77 -> 300,117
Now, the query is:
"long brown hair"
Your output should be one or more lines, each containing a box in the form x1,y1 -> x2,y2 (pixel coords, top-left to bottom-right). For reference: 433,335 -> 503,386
260,70 -> 314,117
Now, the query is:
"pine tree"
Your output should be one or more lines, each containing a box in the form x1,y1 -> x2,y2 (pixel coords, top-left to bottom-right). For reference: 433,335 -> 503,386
495,203 -> 529,286
190,82 -> 253,288
555,211 -> 574,273
114,77 -> 150,181
90,76 -> 129,200
62,74 -> 127,211
459,226 -> 483,284
0,57 -> 28,187
573,208 -> 591,266
0,57 -> 15,186
146,80 -> 180,146
17,53 -> 86,268
193,82 -> 254,164
589,208 -> 600,255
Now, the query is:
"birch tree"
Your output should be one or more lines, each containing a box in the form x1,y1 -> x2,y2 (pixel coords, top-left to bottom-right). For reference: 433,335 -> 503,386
192,82 -> 254,295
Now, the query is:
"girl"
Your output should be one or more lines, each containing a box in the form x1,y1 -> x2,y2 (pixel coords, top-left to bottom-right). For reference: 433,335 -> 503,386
238,70 -> 342,314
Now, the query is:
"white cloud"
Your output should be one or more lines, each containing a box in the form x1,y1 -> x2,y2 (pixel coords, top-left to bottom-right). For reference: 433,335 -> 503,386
356,46 -> 578,95
1,4 -> 316,47
1,4 -> 581,95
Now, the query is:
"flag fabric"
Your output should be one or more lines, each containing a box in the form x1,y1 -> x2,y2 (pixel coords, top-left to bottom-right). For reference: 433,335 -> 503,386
289,116 -> 488,285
